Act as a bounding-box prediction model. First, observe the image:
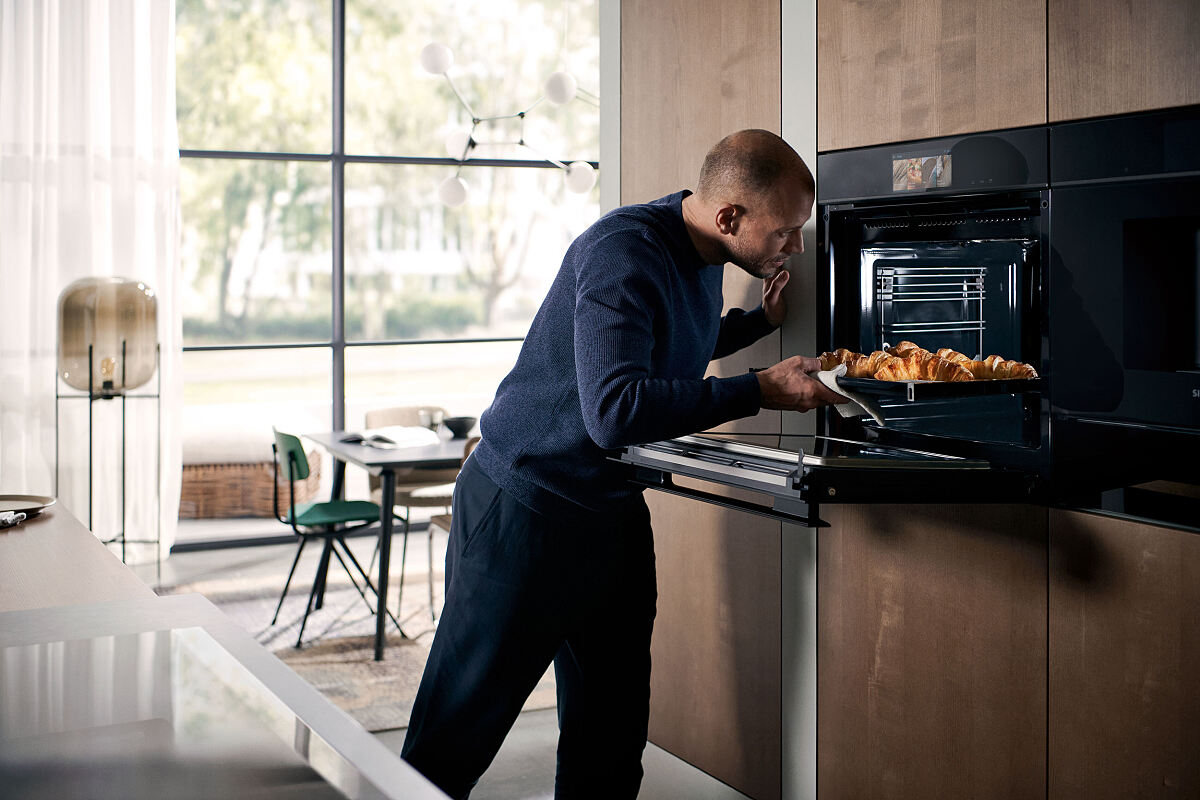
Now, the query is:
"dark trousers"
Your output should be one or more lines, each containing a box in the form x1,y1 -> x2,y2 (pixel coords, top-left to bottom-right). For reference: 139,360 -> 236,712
401,457 -> 657,800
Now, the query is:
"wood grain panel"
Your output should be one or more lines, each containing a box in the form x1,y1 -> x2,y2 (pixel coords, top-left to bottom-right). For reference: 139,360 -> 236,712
1049,0 -> 1200,121
620,0 -> 782,204
646,488 -> 782,800
817,0 -> 1046,151
817,503 -> 1048,798
621,0 -> 785,437
1048,510 -> 1200,797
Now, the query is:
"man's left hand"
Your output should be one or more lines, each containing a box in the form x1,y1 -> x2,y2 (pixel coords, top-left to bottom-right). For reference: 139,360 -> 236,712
763,268 -> 789,327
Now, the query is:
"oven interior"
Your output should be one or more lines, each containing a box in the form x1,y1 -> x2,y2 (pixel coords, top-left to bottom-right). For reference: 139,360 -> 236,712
822,193 -> 1046,457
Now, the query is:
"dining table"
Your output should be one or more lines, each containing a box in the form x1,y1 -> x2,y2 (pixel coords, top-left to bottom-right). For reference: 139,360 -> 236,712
303,431 -> 468,661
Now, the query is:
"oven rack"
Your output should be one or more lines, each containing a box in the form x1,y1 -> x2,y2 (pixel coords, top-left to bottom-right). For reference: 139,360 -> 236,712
837,375 -> 1043,403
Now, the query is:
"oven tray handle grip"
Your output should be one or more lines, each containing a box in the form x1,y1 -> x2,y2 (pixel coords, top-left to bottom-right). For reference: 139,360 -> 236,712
628,467 -> 828,528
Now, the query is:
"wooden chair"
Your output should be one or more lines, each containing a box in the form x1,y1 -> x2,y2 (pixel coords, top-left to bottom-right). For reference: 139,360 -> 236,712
363,406 -> 464,622
395,435 -> 479,622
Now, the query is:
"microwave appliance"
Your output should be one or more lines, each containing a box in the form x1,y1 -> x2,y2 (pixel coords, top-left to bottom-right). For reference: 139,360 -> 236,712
617,106 -> 1200,530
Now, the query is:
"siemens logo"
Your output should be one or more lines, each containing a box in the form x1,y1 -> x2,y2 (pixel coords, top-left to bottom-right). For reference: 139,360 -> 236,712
1195,389 -> 1200,399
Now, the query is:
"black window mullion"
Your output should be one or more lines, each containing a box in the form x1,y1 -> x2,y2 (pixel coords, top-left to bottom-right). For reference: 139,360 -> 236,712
331,0 -> 346,431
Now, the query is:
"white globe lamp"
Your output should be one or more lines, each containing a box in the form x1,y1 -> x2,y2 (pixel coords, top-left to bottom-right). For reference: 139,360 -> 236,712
420,42 -> 454,75
438,175 -> 469,207
544,71 -> 578,105
565,161 -> 596,194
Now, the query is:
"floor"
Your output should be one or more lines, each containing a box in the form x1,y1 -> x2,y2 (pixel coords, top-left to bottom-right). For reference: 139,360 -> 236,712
131,526 -> 750,800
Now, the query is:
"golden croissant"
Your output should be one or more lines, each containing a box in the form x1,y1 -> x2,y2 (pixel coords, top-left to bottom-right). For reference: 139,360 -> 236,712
936,347 -> 1038,379
886,340 -> 928,359
819,348 -> 861,371
873,352 -> 974,382
822,343 -> 1037,381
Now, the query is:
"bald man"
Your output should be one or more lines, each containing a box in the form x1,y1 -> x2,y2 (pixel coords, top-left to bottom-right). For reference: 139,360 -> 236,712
401,129 -> 844,799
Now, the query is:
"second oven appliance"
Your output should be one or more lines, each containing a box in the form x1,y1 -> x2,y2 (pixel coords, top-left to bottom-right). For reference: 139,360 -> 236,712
618,106 -> 1200,529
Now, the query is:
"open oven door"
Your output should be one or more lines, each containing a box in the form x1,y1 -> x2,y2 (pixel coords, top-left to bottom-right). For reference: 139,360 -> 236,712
615,434 -> 1040,527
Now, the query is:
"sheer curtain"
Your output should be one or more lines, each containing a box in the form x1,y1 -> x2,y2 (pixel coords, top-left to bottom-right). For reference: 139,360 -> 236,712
0,0 -> 181,564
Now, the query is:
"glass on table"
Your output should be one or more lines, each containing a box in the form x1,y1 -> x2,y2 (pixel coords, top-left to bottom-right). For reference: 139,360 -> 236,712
417,408 -> 445,432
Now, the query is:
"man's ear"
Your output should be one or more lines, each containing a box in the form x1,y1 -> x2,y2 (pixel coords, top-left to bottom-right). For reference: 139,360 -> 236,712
714,203 -> 741,235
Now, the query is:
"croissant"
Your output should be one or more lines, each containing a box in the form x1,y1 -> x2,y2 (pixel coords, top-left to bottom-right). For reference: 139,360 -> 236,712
886,340 -> 928,359
935,347 -> 974,367
973,354 -> 1039,379
873,352 -> 974,382
844,350 -> 895,378
819,348 -> 863,371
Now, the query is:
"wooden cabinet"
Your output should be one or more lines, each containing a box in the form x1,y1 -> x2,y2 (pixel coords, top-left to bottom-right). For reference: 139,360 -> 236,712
1049,0 -> 1200,121
1048,509 -> 1200,797
621,0 -> 783,437
646,485 -> 783,800
817,503 -> 1049,798
620,5 -> 785,793
817,0 -> 1046,151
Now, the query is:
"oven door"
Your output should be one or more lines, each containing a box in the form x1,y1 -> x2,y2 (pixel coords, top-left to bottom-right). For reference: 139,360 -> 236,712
615,434 -> 1038,527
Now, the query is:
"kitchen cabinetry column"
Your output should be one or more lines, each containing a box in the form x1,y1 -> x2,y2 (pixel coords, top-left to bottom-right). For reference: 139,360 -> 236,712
817,503 -> 1049,797
1049,509 -> 1200,796
621,1 -> 786,797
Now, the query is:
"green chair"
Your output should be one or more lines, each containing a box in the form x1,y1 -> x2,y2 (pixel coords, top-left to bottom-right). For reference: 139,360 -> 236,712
271,428 -> 404,648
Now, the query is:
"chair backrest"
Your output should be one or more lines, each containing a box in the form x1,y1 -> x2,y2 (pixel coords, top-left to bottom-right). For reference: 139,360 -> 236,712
463,435 -> 481,463
364,405 -> 447,429
273,428 -> 310,481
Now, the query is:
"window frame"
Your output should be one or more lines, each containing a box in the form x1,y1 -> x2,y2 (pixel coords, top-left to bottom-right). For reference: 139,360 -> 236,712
179,0 -> 598,430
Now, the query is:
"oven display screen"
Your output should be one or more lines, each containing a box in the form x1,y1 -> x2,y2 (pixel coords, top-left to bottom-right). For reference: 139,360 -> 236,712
892,153 -> 952,191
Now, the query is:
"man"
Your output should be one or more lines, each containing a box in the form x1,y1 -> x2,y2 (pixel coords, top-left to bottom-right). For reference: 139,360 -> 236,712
402,129 -> 845,799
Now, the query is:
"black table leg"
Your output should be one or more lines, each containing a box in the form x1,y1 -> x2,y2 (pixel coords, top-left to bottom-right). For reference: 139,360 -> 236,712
331,459 -> 346,501
375,469 -> 396,661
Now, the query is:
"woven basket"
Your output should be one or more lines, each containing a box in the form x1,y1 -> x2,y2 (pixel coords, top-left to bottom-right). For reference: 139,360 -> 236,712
179,450 -> 323,519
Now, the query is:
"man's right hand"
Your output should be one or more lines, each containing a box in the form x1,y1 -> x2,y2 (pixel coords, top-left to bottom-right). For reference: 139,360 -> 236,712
756,355 -> 849,412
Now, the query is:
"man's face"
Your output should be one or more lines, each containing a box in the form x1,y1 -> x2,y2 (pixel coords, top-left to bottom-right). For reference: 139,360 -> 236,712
724,180 -> 812,279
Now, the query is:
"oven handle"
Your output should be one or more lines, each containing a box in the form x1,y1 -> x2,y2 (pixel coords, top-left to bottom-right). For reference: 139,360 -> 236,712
629,466 -> 829,528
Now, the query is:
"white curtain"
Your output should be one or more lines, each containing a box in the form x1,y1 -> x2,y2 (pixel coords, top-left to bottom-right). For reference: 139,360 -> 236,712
0,0 -> 181,564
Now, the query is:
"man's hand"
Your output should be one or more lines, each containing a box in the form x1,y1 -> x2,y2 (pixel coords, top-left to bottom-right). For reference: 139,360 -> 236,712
756,355 -> 849,412
763,268 -> 789,327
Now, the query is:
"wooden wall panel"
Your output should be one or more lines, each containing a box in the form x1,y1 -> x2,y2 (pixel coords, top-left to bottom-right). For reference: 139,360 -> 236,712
1049,0 -> 1200,121
621,0 -> 784,437
1049,510 -> 1200,797
817,0 -> 1046,151
646,485 -> 782,800
817,503 -> 1048,798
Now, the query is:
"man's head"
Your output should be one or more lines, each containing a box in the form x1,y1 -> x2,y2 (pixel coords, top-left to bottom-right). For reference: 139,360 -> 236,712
690,129 -> 814,279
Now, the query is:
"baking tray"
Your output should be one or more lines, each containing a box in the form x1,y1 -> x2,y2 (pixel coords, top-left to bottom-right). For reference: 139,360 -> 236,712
836,375 -> 1044,402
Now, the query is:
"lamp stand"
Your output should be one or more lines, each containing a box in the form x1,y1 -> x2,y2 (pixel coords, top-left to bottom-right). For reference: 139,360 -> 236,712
55,342 -> 162,587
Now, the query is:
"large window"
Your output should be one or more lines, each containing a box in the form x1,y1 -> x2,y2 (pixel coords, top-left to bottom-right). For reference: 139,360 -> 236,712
177,0 -> 599,528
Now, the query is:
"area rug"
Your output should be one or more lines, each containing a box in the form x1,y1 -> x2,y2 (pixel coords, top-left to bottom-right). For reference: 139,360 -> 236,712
158,569 -> 556,732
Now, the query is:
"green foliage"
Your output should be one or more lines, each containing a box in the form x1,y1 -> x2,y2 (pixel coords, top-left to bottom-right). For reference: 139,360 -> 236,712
177,0 -> 599,348
182,294 -> 481,345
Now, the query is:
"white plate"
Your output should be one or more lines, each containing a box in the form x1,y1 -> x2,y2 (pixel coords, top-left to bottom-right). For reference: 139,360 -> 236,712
0,494 -> 56,515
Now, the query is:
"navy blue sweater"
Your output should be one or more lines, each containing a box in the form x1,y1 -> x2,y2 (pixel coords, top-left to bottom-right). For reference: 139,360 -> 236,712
472,191 -> 773,520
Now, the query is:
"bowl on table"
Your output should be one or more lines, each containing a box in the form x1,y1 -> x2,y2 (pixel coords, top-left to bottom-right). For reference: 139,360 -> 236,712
443,416 -> 477,439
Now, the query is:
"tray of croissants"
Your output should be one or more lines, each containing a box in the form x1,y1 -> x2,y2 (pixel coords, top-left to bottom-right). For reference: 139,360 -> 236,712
821,340 -> 1041,401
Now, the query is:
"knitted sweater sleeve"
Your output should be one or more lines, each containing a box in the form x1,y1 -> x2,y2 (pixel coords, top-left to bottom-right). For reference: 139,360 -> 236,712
712,306 -> 776,360
574,233 -> 762,450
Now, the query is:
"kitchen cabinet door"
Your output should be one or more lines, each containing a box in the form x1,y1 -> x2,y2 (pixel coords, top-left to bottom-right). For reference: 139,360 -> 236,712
1049,0 -> 1200,121
817,503 -> 1048,798
645,481 -> 783,800
1049,510 -> 1200,797
817,0 -> 1046,151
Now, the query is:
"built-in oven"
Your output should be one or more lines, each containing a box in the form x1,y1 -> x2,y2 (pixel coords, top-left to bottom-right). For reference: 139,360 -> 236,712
617,106 -> 1200,531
